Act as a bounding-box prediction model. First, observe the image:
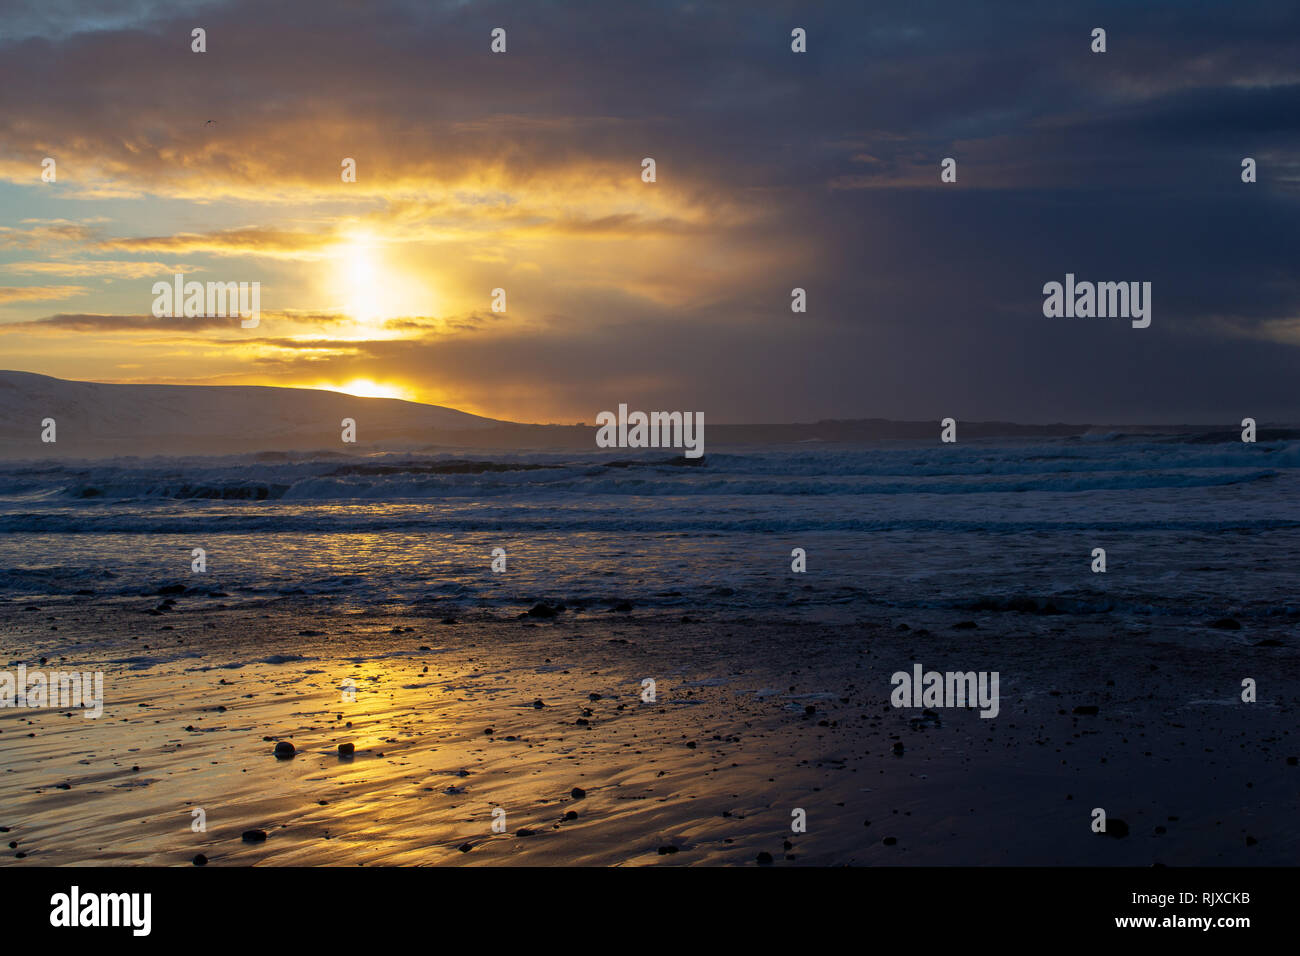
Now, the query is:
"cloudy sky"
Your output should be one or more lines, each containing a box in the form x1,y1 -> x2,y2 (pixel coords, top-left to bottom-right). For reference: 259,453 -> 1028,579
1,0 -> 1297,424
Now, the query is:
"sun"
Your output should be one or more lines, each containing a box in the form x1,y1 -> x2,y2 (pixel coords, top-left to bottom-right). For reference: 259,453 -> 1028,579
330,378 -> 411,400
326,232 -> 434,331
342,244 -> 380,321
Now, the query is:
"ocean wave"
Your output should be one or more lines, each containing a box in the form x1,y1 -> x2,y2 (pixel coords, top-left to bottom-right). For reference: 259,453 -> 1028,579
1,512 -> 1296,535
1,440 -> 1297,501
27,466 -> 1279,502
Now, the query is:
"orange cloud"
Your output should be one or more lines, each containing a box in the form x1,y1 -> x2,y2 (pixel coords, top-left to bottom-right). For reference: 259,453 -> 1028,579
0,285 -> 87,303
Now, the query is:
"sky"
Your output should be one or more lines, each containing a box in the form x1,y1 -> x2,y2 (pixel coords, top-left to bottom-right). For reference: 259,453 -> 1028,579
0,0 -> 1298,424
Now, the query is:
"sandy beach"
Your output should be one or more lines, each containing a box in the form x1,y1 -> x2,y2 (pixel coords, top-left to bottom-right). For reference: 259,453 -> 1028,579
3,594 -> 1297,867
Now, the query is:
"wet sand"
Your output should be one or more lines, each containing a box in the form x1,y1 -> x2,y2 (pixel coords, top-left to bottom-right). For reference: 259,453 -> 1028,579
2,596 -> 1298,866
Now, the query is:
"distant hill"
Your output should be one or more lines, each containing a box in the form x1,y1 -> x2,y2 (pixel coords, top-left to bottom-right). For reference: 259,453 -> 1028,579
0,371 -> 1246,459
0,371 -> 504,458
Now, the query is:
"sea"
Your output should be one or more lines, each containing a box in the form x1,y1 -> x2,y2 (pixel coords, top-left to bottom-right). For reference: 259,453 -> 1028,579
1,435 -> 1297,627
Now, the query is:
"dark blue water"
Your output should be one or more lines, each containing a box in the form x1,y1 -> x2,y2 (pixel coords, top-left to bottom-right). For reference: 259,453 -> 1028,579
1,437 -> 1296,623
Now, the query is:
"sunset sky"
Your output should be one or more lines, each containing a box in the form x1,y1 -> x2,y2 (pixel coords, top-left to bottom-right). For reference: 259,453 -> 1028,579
1,0 -> 1298,424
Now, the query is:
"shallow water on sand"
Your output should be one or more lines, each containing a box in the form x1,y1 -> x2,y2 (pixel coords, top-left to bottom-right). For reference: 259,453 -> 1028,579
2,610 -> 1297,866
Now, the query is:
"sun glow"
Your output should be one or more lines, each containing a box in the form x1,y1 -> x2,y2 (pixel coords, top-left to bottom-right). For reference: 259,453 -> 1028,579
343,245 -> 380,321
326,233 -> 435,331
327,378 -> 412,400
